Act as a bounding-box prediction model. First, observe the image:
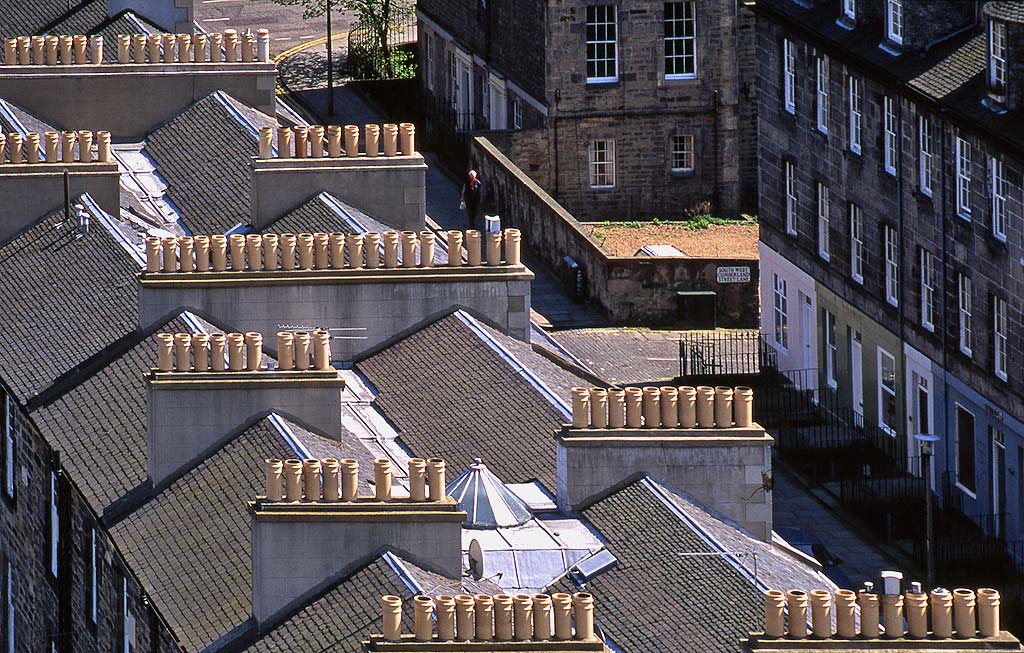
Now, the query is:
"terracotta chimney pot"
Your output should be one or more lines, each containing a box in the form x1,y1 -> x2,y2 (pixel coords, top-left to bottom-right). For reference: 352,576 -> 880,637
309,125 -> 324,157
365,124 -> 380,157
132,34 -> 146,63
436,596 -> 456,640
382,231 -> 400,268
408,458 -> 427,501
7,133 -> 22,164
46,36 -> 61,65
659,386 -> 679,428
146,34 -> 160,63
835,589 -> 857,637
589,388 -> 608,428
604,388 -> 625,428
280,233 -> 296,270
446,230 -> 464,266
89,34 -> 103,63
276,127 -> 292,159
293,332 -> 311,370
313,232 -> 330,269
551,593 -> 572,640
329,233 -> 345,269
161,236 -> 177,272
465,230 -> 482,266
381,595 -> 402,641
401,231 -> 417,268
261,233 -> 279,270
494,595 -> 514,641
276,332 -> 294,370
161,34 -> 175,63
641,387 -> 661,427
858,590 -> 880,638
44,131 -> 59,162
24,133 -> 39,163
696,386 -> 715,427
954,588 -> 977,638
264,458 -> 283,501
764,590 -> 785,637
475,594 -> 495,640
714,386 -> 734,428
178,236 -> 195,272
340,458 -> 358,500
504,229 -> 522,265
317,457 -> 339,501
297,233 -> 315,269
455,595 -> 475,641
787,589 -> 808,639
427,458 -> 446,501
59,131 -> 75,163
210,234 -> 228,271
72,35 -> 88,64
327,125 -> 342,157
533,594 -> 553,640
3,39 -> 15,66
258,126 -> 273,159
194,235 -> 210,271
414,596 -> 434,641
29,36 -> 43,65
931,588 -> 953,638
344,124 -> 359,157
400,122 -> 415,155
256,29 -> 270,62
513,594 -> 533,641
227,332 -> 245,371
571,387 -> 590,428
245,234 -> 262,270
209,333 -> 226,371
193,33 -> 207,62
810,589 -> 832,638
223,29 -> 238,62
368,233 -> 385,268
176,34 -> 190,63
572,593 -> 594,640
15,37 -> 30,65
678,386 -> 697,427
283,459 -> 303,501
58,35 -> 72,64
156,333 -> 174,371
76,130 -> 93,163
485,231 -> 502,266
96,130 -> 111,163
383,123 -> 399,156
419,231 -> 435,267
115,34 -> 130,63
244,332 -> 262,371
313,330 -> 331,370
293,126 -> 308,158
624,387 -> 643,427
191,333 -> 209,371
978,588 -> 1000,638
374,458 -> 393,501
229,234 -> 245,271
242,34 -> 255,62
346,234 -> 364,269
145,237 -> 161,273
302,458 -> 321,500
905,590 -> 928,638
882,593 -> 904,638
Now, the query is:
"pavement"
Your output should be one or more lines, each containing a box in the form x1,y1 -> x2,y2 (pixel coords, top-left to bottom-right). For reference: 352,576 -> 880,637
194,0 -> 350,58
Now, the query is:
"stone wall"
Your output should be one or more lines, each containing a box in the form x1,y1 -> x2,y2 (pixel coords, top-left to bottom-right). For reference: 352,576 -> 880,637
0,163 -> 120,242
472,136 -> 759,327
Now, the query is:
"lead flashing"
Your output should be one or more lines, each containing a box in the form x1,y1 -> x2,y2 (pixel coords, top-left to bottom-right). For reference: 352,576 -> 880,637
249,497 -> 466,524
138,266 -> 533,287
557,424 -> 773,448
147,368 -> 345,389
362,635 -> 607,651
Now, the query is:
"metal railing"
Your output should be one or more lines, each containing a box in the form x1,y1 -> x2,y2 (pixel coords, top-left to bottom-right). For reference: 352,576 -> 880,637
346,11 -> 417,79
677,331 -> 774,377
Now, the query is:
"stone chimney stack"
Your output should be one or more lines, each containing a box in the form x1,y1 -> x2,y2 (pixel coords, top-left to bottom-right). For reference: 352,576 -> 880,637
985,2 -> 1024,110
146,331 -> 345,489
251,456 -> 466,627
556,385 -> 773,541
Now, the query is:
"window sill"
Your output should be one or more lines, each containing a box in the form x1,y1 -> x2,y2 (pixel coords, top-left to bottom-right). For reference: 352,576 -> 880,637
956,482 -> 977,500
851,274 -> 864,285
664,74 -> 697,82
879,40 -> 903,56
836,17 -> 855,30
960,346 -> 973,359
922,322 -> 935,333
586,79 -> 619,88
670,169 -> 695,179
996,371 -> 1009,384
886,299 -> 899,309
827,379 -> 838,390
957,212 -> 972,222
589,185 -> 616,191
847,147 -> 862,159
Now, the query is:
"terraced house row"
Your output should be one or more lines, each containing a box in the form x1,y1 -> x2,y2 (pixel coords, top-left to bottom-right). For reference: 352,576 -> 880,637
752,0 -> 1024,544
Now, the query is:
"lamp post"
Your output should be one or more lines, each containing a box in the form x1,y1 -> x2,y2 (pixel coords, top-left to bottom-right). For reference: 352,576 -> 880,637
326,0 -> 334,117
914,433 -> 941,589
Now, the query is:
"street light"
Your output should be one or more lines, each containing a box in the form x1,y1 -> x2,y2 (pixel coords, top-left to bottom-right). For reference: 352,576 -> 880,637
914,432 -> 941,590
326,0 -> 334,117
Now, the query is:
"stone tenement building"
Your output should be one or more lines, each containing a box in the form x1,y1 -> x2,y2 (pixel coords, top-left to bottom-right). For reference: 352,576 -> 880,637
752,0 -> 1024,542
416,0 -> 758,219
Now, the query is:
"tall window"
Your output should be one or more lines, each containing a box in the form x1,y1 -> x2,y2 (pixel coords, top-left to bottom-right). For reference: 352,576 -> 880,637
956,405 -> 976,495
512,99 -> 522,130
825,310 -> 838,388
883,96 -> 898,175
816,55 -> 829,134
956,134 -> 972,217
3,395 -> 13,501
4,559 -> 12,653
990,20 -> 1007,95
671,134 -> 694,172
842,0 -> 856,21
919,115 -> 934,196
773,274 -> 789,349
88,527 -> 98,623
884,225 -> 898,306
664,2 -> 696,79
992,156 -> 1007,240
424,32 -> 434,91
589,140 -> 615,188
886,0 -> 903,45
994,296 -> 1008,381
959,273 -> 973,356
878,348 -> 897,435
122,577 -> 130,653
850,203 -> 864,283
586,6 -> 618,83
817,182 -> 830,260
920,249 -> 935,332
785,160 -> 797,235
848,75 -> 862,154
783,38 -> 796,114
49,470 -> 58,578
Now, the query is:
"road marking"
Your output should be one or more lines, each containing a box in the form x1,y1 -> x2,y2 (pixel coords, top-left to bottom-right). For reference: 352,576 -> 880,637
273,31 -> 350,64
203,17 -> 231,21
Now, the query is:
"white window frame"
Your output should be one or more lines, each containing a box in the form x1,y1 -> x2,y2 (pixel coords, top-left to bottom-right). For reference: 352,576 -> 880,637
920,249 -> 935,332
89,528 -> 98,624
671,134 -> 694,173
850,203 -> 864,284
50,470 -> 58,578
5,560 -> 12,653
664,1 -> 697,80
586,5 -> 618,84
959,273 -> 973,356
886,0 -> 903,45
816,55 -> 829,134
785,160 -> 797,236
512,99 -> 522,130
122,576 -> 130,653
883,96 -> 898,175
825,310 -> 838,389
992,156 -> 1007,241
3,396 -> 12,500
955,403 -> 977,497
817,182 -> 830,260
990,20 -> 1007,95
842,0 -> 856,21
773,273 -> 789,350
878,347 -> 897,436
848,75 -> 862,154
919,115 -> 933,196
884,225 -> 898,307
424,31 -> 434,92
995,296 -> 1008,381
783,38 -> 796,114
589,139 -> 616,189
956,134 -> 972,218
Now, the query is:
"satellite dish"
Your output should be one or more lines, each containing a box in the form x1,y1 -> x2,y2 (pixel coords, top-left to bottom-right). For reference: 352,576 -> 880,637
468,539 -> 485,581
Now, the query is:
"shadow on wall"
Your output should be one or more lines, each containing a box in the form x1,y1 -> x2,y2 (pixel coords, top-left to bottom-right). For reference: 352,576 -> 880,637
471,136 -> 759,328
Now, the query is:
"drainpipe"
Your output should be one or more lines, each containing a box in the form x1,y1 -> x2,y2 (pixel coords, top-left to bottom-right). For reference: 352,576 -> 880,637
896,96 -> 907,462
713,89 -> 721,213
938,108 -> 952,498
553,88 -> 561,200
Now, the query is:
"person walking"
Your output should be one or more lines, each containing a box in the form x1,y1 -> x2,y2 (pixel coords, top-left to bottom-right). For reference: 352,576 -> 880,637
460,169 -> 484,230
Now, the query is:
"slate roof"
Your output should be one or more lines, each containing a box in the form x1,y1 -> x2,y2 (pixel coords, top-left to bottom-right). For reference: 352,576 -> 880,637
30,315 -> 192,511
0,201 -> 139,404
0,0 -> 94,36
110,416 -> 376,651
38,0 -> 108,36
752,0 -> 1024,154
357,312 -> 582,492
262,194 -> 362,236
548,479 -> 765,653
987,1 -> 1024,23
0,99 -> 58,136
145,92 -> 273,235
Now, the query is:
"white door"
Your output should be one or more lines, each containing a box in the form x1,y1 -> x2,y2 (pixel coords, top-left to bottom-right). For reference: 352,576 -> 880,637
993,428 -> 1006,537
851,330 -> 864,427
801,295 -> 814,371
456,56 -> 472,130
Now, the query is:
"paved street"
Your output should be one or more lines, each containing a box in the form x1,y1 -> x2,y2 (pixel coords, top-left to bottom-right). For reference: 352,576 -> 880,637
194,0 -> 344,57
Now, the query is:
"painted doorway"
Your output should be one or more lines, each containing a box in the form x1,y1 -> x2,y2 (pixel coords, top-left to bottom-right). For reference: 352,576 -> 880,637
851,329 -> 864,428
